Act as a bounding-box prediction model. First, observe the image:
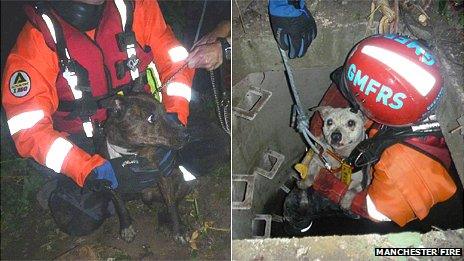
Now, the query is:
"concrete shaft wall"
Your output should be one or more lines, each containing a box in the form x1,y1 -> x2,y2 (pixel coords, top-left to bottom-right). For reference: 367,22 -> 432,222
232,68 -> 331,239
232,0 -> 464,184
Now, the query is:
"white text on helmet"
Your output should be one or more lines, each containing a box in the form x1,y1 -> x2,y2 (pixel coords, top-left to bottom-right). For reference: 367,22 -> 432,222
383,34 -> 436,66
346,63 -> 406,110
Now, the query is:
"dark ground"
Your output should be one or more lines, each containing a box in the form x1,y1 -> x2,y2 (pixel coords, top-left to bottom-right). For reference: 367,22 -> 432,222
1,1 -> 231,260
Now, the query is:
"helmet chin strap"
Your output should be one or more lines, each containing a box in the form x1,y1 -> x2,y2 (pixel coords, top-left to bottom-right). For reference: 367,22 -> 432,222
49,1 -> 105,31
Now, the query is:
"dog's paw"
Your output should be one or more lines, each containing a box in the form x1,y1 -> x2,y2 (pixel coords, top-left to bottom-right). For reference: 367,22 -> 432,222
120,225 -> 136,243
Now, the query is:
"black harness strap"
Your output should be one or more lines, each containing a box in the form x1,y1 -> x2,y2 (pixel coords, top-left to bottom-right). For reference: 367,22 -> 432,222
35,2 -> 98,122
45,0 -> 146,115
57,70 -> 148,113
346,125 -> 442,171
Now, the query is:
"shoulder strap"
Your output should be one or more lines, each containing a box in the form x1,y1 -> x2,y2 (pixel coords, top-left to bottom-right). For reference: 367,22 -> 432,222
33,2 -> 96,137
114,0 -> 139,80
33,2 -> 69,66
347,123 -> 442,170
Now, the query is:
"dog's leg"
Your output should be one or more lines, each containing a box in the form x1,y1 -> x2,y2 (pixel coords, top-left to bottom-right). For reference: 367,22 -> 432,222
108,190 -> 136,242
157,176 -> 187,244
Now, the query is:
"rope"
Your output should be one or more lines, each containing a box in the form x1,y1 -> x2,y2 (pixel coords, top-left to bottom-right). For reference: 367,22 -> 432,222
194,0 -> 208,43
278,48 -> 332,170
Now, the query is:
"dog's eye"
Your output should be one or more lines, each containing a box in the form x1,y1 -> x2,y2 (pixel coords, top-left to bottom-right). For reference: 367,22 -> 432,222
347,120 -> 356,127
147,114 -> 155,124
326,119 -> 333,126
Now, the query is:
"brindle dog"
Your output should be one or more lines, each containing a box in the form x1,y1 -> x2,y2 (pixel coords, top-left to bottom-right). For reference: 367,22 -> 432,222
102,92 -> 193,243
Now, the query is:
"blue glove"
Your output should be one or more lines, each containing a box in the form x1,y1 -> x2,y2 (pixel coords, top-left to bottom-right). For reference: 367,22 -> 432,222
269,0 -> 317,59
89,161 -> 119,189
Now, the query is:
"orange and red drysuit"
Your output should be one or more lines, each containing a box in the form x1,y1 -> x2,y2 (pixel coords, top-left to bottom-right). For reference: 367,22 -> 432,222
1,0 -> 194,187
310,84 -> 457,226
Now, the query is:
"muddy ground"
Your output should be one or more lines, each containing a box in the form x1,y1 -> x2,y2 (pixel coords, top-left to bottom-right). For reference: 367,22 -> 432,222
1,165 -> 230,260
1,1 -> 231,260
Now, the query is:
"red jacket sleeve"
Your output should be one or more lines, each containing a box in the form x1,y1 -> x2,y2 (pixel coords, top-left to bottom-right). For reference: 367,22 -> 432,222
1,23 -> 106,187
133,0 -> 195,125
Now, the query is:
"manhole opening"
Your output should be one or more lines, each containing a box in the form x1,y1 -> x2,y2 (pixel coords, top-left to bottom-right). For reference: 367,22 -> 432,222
259,153 -> 278,172
240,91 -> 262,112
233,180 -> 247,203
252,219 -> 267,237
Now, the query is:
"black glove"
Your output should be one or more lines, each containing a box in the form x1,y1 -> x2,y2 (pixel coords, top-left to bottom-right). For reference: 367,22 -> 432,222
269,0 -> 317,59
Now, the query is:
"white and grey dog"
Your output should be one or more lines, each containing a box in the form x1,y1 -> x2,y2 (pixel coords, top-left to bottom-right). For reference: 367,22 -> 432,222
298,106 -> 368,194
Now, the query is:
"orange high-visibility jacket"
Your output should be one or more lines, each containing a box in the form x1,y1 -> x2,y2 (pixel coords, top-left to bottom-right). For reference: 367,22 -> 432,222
367,133 -> 456,226
1,0 -> 194,187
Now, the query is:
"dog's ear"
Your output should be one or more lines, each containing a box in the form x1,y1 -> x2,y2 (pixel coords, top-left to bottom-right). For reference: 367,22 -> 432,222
100,96 -> 126,116
355,109 -> 368,124
310,106 -> 334,120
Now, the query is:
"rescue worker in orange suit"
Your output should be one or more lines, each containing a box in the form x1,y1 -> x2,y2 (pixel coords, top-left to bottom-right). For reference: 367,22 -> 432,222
286,34 -> 459,232
2,0 -> 194,233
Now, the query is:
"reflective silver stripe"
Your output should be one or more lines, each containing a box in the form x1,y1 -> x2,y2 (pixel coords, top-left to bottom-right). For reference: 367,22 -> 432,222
83,121 -> 94,138
166,82 -> 192,101
7,110 -> 45,135
45,137 -> 73,173
361,45 -> 436,97
168,46 -> 189,63
179,165 -> 196,181
366,195 -> 391,221
300,221 -> 313,232
62,69 -> 82,99
114,0 -> 139,80
41,14 -> 57,44
114,0 -> 127,29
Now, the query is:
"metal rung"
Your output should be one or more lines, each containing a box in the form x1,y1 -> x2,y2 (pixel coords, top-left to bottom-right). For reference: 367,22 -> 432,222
255,150 -> 285,180
232,174 -> 255,210
252,214 -> 272,238
233,87 -> 272,121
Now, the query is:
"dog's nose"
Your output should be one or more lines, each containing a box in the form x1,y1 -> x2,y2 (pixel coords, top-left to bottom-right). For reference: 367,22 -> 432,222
331,132 -> 342,144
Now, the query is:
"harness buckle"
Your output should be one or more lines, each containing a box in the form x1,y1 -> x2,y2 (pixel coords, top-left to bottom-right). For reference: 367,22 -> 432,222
116,55 -> 140,80
116,31 -> 136,52
126,54 -> 140,72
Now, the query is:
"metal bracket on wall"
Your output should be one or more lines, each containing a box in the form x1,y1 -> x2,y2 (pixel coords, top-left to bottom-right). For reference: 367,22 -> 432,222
252,214 -> 272,239
233,87 -> 272,121
232,174 -> 256,210
255,150 -> 285,180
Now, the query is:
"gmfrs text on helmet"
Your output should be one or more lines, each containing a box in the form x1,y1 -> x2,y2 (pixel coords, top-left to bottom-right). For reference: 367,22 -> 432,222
341,34 -> 443,127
